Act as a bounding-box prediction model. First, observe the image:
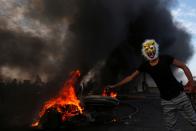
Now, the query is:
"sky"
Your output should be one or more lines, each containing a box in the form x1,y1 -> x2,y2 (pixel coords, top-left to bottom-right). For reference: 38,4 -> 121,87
171,0 -> 196,80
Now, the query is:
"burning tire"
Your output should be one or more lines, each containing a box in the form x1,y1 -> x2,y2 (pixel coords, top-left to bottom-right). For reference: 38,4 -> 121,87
82,95 -> 120,124
37,104 -> 84,129
83,95 -> 119,111
31,71 -> 122,129
39,107 -> 63,129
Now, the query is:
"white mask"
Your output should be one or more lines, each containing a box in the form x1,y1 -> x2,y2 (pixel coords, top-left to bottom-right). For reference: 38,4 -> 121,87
142,39 -> 159,60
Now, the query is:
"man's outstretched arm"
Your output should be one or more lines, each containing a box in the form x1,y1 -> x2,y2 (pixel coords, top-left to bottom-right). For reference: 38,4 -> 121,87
173,59 -> 194,91
108,70 -> 140,88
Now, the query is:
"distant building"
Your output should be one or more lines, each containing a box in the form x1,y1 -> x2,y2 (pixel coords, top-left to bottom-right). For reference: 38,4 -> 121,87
23,80 -> 31,85
32,75 -> 45,87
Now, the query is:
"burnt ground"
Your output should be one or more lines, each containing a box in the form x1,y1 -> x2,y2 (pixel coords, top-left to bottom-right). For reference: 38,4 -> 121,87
1,93 -> 196,131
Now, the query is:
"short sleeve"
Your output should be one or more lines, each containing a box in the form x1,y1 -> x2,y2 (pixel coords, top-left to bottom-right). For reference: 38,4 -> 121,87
164,55 -> 174,65
137,62 -> 147,72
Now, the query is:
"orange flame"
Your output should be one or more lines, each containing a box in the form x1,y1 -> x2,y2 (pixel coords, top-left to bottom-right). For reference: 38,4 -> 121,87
110,91 -> 117,98
32,70 -> 83,127
102,87 -> 117,98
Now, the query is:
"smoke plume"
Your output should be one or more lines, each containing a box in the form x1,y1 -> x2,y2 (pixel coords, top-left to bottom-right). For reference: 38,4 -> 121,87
0,0 -> 194,127
0,0 -> 193,83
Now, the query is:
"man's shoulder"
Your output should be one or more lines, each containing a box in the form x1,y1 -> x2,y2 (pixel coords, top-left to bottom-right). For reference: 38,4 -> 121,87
160,54 -> 172,57
159,54 -> 174,59
159,54 -> 175,64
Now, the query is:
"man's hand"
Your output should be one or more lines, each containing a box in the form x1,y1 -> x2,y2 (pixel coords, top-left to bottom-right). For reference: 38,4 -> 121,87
106,85 -> 115,91
173,59 -> 195,93
106,85 -> 115,89
184,81 -> 195,93
106,85 -> 117,93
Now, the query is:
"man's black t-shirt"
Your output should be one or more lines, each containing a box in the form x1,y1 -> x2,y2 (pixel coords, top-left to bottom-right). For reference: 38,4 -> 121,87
138,55 -> 184,100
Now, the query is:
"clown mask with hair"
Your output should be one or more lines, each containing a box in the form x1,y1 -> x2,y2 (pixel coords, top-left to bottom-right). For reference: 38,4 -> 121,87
142,39 -> 159,61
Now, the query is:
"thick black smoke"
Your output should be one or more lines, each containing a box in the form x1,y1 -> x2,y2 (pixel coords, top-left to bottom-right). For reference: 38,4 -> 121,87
0,0 -> 193,82
0,27 -> 66,81
0,29 -> 45,70
68,0 -> 193,85
0,0 -> 194,127
91,0 -> 193,85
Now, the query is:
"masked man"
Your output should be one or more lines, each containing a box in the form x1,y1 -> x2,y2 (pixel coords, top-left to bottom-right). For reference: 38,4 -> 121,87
108,39 -> 196,131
